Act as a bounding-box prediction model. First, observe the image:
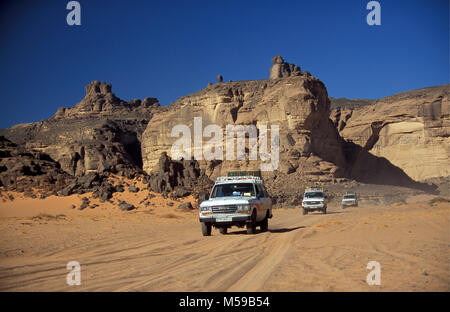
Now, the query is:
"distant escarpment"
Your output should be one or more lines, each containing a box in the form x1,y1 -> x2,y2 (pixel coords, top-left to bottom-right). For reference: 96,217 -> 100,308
331,85 -> 449,181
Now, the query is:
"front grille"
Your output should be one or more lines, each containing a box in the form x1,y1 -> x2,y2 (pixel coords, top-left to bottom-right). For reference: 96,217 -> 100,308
211,205 -> 238,214
306,201 -> 320,205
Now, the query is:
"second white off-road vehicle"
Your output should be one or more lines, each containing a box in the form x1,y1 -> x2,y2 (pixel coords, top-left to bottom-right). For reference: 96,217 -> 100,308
199,172 -> 273,236
302,187 -> 327,215
341,191 -> 358,208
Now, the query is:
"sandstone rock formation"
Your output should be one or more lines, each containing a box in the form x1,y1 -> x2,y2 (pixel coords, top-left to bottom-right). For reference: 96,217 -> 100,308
0,81 -> 165,177
141,57 -> 439,193
217,74 -> 223,83
331,85 -> 450,181
54,81 -> 159,118
141,74 -> 347,185
0,58 -> 445,203
269,55 -> 301,79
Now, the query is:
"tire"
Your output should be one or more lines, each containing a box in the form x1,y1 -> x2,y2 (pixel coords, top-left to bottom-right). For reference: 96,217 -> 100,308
322,207 -> 327,214
246,210 -> 257,234
302,209 -> 308,215
260,215 -> 268,232
201,223 -> 212,236
219,227 -> 227,235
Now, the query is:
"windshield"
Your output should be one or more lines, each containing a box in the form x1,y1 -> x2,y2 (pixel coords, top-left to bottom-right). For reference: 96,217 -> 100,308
304,192 -> 324,198
211,183 -> 256,198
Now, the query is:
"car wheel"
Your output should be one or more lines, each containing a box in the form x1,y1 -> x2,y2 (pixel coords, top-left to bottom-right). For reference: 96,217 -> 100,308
246,210 -> 257,234
322,207 -> 327,214
302,208 -> 308,215
219,227 -> 227,235
201,223 -> 212,236
260,215 -> 268,232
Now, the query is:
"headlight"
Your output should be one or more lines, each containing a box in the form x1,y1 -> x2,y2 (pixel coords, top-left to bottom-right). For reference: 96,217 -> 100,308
200,206 -> 211,212
237,204 -> 250,211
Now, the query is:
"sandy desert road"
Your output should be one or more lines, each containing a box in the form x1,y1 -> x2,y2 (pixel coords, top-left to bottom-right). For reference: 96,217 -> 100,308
0,201 -> 448,292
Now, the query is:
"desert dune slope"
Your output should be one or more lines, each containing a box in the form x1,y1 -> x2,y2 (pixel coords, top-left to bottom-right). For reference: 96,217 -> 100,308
0,195 -> 448,292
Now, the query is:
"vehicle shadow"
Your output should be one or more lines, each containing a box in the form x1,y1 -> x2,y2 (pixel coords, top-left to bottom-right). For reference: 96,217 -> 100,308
268,226 -> 305,233
227,226 -> 305,235
306,211 -> 346,215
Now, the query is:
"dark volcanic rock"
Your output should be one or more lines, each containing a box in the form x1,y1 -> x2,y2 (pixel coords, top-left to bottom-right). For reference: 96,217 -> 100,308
93,183 -> 115,202
195,189 -> 210,207
118,200 -> 136,211
173,186 -> 190,198
177,202 -> 194,211
128,185 -> 139,193
0,136 -> 73,194
79,197 -> 90,210
148,152 -> 213,198
115,184 -> 125,192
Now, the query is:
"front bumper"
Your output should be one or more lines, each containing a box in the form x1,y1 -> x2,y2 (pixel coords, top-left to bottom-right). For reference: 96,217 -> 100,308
302,203 -> 325,210
199,215 -> 251,223
342,201 -> 357,206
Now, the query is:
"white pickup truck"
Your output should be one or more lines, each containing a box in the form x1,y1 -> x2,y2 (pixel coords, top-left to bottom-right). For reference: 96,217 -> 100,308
199,174 -> 273,236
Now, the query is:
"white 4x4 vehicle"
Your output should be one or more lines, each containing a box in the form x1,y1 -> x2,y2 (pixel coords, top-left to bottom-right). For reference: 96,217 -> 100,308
199,174 -> 272,236
302,187 -> 327,215
341,192 -> 358,208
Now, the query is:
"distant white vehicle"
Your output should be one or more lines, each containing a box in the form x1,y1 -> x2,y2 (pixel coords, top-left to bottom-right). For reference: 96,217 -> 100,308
341,192 -> 358,208
302,187 -> 327,215
199,172 -> 273,236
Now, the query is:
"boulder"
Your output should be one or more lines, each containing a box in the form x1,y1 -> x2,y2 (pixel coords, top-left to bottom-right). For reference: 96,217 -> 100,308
177,202 -> 194,211
119,200 -> 136,211
128,185 -> 139,193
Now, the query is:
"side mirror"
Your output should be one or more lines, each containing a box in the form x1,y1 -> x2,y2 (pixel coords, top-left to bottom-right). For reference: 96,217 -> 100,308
205,194 -> 210,200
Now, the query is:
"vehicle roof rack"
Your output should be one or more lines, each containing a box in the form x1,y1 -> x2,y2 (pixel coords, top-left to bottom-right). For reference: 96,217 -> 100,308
305,187 -> 324,192
216,176 -> 263,183
227,170 -> 261,178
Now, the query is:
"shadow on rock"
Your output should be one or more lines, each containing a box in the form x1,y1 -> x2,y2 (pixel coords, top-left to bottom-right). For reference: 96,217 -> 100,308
342,140 -> 439,194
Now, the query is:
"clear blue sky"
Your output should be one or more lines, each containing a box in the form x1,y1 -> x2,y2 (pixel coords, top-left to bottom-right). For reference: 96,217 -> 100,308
0,0 -> 448,128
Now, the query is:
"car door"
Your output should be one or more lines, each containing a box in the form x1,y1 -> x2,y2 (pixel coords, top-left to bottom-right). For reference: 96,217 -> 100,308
261,184 -> 272,216
256,184 -> 272,221
254,184 -> 265,221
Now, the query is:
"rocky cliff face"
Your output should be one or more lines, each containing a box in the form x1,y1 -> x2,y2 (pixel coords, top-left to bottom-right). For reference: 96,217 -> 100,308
141,72 -> 348,183
0,57 -> 446,200
0,81 -> 165,177
331,85 -> 449,181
